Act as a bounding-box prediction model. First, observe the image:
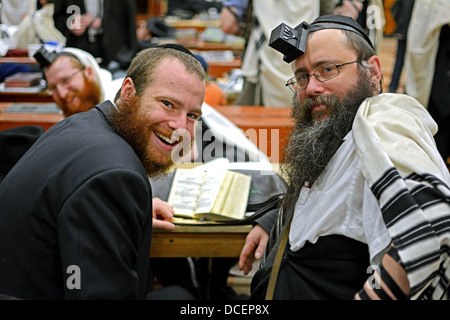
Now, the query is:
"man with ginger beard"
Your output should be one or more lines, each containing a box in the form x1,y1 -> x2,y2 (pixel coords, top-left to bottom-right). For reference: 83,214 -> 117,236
240,15 -> 450,300
41,47 -> 110,117
0,44 -> 205,299
45,58 -> 100,117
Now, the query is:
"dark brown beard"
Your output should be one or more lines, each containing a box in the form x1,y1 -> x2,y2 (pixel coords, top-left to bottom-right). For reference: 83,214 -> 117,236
281,71 -> 375,214
108,96 -> 174,178
60,75 -> 101,117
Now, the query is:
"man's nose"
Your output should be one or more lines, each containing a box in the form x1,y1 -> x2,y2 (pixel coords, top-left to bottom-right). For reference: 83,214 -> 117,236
304,76 -> 326,96
168,112 -> 187,130
54,85 -> 69,99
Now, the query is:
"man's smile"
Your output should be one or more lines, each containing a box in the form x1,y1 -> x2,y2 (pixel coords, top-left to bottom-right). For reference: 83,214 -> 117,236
155,131 -> 177,146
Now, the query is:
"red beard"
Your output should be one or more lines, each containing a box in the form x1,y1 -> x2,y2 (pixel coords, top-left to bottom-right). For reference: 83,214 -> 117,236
108,96 -> 177,178
60,75 -> 101,117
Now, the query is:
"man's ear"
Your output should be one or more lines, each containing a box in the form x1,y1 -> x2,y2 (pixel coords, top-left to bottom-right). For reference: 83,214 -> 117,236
120,77 -> 136,102
367,55 -> 382,81
367,55 -> 382,94
83,65 -> 96,80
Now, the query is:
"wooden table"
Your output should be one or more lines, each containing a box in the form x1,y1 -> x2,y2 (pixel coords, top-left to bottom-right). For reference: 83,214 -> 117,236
207,57 -> 241,78
0,102 -> 63,131
214,105 -> 293,163
0,57 -> 37,64
0,90 -> 54,103
165,18 -> 221,32
150,224 -> 251,258
181,39 -> 244,52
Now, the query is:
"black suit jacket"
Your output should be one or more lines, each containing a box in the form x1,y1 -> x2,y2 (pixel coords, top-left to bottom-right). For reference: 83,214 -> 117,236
53,0 -> 137,65
0,101 -> 153,299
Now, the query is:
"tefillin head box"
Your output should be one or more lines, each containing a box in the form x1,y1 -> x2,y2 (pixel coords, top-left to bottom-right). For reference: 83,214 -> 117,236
269,22 -> 309,63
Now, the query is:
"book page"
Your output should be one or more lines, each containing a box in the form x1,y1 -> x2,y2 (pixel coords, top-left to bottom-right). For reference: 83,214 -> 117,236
196,171 -> 252,221
167,169 -> 206,218
168,158 -> 230,218
193,165 -> 228,214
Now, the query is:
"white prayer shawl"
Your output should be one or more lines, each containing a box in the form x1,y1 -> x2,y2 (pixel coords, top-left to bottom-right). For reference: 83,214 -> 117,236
289,131 -> 391,265
404,0 -> 450,108
13,4 -> 66,49
353,93 -> 450,299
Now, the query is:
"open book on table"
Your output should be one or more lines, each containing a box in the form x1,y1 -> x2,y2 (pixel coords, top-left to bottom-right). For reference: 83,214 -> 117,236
167,158 -> 252,221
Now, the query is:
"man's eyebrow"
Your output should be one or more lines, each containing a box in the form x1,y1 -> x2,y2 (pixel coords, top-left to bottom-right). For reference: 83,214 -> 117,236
158,95 -> 183,106
158,95 -> 202,115
192,107 -> 202,116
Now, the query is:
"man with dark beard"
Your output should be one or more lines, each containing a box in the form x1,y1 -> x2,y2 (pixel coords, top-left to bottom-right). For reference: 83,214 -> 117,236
42,47 -> 111,117
0,45 -> 205,299
239,15 -> 450,300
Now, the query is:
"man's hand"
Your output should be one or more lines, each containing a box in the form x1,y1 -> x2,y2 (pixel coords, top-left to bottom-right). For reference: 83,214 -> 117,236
152,197 -> 175,231
220,6 -> 242,35
70,13 -> 101,36
239,224 -> 269,275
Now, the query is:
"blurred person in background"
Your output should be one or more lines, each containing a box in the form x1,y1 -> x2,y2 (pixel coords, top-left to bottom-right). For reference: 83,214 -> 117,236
13,0 -> 66,49
53,0 -> 137,67
36,46 -> 111,117
404,0 -> 450,168
220,0 -> 319,107
0,0 -> 35,25
388,0 -> 415,93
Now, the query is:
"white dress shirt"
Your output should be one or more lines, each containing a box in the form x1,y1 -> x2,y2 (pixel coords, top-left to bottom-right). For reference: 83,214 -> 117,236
289,131 -> 391,265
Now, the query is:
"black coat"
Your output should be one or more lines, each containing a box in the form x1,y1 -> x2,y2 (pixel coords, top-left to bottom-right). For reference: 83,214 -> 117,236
391,0 -> 415,37
0,101 -> 153,299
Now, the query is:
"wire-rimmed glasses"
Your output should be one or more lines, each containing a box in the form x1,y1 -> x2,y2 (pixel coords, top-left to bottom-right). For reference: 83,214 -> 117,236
286,60 -> 362,92
47,67 -> 85,95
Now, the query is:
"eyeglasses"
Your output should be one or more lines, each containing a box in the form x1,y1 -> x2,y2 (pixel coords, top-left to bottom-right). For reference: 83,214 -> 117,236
285,60 -> 362,92
47,67 -> 85,94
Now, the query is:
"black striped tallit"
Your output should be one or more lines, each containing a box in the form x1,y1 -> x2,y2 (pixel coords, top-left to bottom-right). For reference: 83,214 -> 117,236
371,167 -> 450,299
